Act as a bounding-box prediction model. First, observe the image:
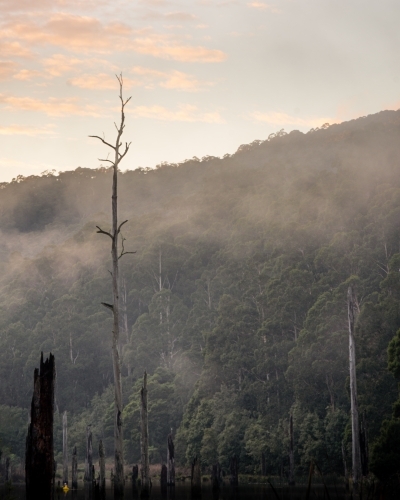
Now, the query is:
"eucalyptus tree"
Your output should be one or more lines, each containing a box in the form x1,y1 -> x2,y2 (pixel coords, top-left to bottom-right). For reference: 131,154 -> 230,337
89,75 -> 134,496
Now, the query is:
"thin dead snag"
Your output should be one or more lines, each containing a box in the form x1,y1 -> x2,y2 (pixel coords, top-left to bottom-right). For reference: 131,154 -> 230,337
89,74 -> 133,497
63,411 -> 68,485
140,371 -> 150,497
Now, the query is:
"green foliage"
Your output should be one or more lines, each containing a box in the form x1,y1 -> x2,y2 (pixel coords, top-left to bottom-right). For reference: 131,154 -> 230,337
2,111 -> 400,476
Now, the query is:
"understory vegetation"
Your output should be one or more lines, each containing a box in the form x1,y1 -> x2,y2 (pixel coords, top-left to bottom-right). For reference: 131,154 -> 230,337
1,110 -> 400,480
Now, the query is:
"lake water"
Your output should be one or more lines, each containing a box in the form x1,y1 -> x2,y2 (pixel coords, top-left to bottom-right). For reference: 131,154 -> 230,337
0,482 -> 396,500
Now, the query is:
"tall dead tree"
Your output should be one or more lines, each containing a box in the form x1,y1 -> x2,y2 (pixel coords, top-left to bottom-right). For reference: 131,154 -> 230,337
99,440 -> 106,494
63,411 -> 68,485
25,352 -> 55,500
140,371 -> 150,497
347,286 -> 361,489
90,74 -> 133,496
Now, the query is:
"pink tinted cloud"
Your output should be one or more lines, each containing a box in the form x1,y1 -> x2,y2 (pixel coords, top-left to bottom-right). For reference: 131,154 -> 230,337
130,66 -> 212,91
0,124 -> 55,136
131,103 -> 225,123
0,94 -> 102,117
250,111 -> 334,128
4,14 -> 226,62
0,61 -> 17,80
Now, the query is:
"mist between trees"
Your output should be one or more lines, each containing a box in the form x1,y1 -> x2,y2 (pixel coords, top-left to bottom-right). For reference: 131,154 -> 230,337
2,109 -> 400,481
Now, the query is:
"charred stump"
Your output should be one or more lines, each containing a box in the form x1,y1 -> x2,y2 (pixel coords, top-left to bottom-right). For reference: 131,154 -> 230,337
132,464 -> 139,485
72,446 -> 78,490
25,352 -> 56,500
161,464 -> 167,491
63,411 -> 68,486
229,455 -> 239,487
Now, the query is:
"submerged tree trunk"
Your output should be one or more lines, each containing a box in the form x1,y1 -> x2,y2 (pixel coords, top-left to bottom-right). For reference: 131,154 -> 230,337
348,286 -> 361,489
167,433 -> 175,486
72,446 -> 78,490
63,411 -> 68,485
140,371 -> 150,497
90,75 -> 132,498
25,352 -> 56,500
289,414 -> 295,486
191,457 -> 201,496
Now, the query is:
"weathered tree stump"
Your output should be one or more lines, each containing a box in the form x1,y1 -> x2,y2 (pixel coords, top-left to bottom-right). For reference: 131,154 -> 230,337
25,352 -> 56,500
72,446 -> 78,489
167,432 -> 175,486
229,454 -> 239,487
132,464 -> 139,485
191,456 -> 201,497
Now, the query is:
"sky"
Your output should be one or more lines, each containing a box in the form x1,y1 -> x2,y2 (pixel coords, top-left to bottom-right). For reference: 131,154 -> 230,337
0,0 -> 399,182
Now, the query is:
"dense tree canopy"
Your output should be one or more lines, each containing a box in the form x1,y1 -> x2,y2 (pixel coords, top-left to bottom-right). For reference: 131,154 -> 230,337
1,110 -> 400,478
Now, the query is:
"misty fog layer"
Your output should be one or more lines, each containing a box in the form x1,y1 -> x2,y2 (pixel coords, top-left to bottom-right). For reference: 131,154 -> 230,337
1,110 -> 400,479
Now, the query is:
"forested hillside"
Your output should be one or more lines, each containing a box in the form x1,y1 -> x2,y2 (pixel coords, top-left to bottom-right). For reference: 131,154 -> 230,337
1,110 -> 400,479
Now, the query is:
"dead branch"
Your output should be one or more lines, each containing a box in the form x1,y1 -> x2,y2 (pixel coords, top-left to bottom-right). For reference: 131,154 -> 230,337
96,226 -> 113,239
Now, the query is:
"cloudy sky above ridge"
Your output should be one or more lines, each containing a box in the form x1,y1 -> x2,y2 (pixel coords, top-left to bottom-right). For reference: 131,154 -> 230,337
0,0 -> 399,182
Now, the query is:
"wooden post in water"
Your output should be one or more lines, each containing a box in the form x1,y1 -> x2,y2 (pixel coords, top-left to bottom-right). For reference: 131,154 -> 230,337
99,440 -> 106,494
288,414 -> 295,486
161,464 -> 167,490
72,446 -> 78,489
85,426 -> 93,483
348,286 -> 361,489
140,371 -> 150,497
191,456 -> 201,497
63,411 -> 68,485
25,352 -> 55,500
167,432 -> 175,486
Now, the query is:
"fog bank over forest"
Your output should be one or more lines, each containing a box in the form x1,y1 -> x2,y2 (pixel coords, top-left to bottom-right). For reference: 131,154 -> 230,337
2,109 -> 400,480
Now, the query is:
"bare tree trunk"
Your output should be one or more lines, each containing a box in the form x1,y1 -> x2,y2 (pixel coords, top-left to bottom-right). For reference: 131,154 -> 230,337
90,75 -> 132,497
167,433 -> 175,486
288,414 -> 295,486
63,411 -> 68,485
360,411 -> 369,476
72,446 -> 78,490
348,286 -> 361,490
99,440 -> 106,494
25,352 -> 55,500
5,457 -> 10,483
85,426 -> 93,483
140,371 -> 150,497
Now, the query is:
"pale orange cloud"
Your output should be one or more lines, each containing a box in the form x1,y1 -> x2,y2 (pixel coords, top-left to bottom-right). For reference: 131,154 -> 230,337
0,94 -> 102,117
3,14 -> 226,62
13,69 -> 43,81
247,2 -> 281,13
0,61 -> 17,80
42,54 -> 84,76
131,104 -> 224,123
130,66 -> 212,91
0,41 -> 33,58
250,111 -> 334,128
68,73 -> 137,90
0,124 -> 56,136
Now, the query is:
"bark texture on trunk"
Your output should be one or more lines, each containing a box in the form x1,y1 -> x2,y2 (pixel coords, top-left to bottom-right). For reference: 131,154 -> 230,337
167,433 -> 175,486
140,371 -> 150,497
63,411 -> 68,485
288,414 -> 295,486
25,352 -> 55,500
72,446 -> 78,490
348,286 -> 361,489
